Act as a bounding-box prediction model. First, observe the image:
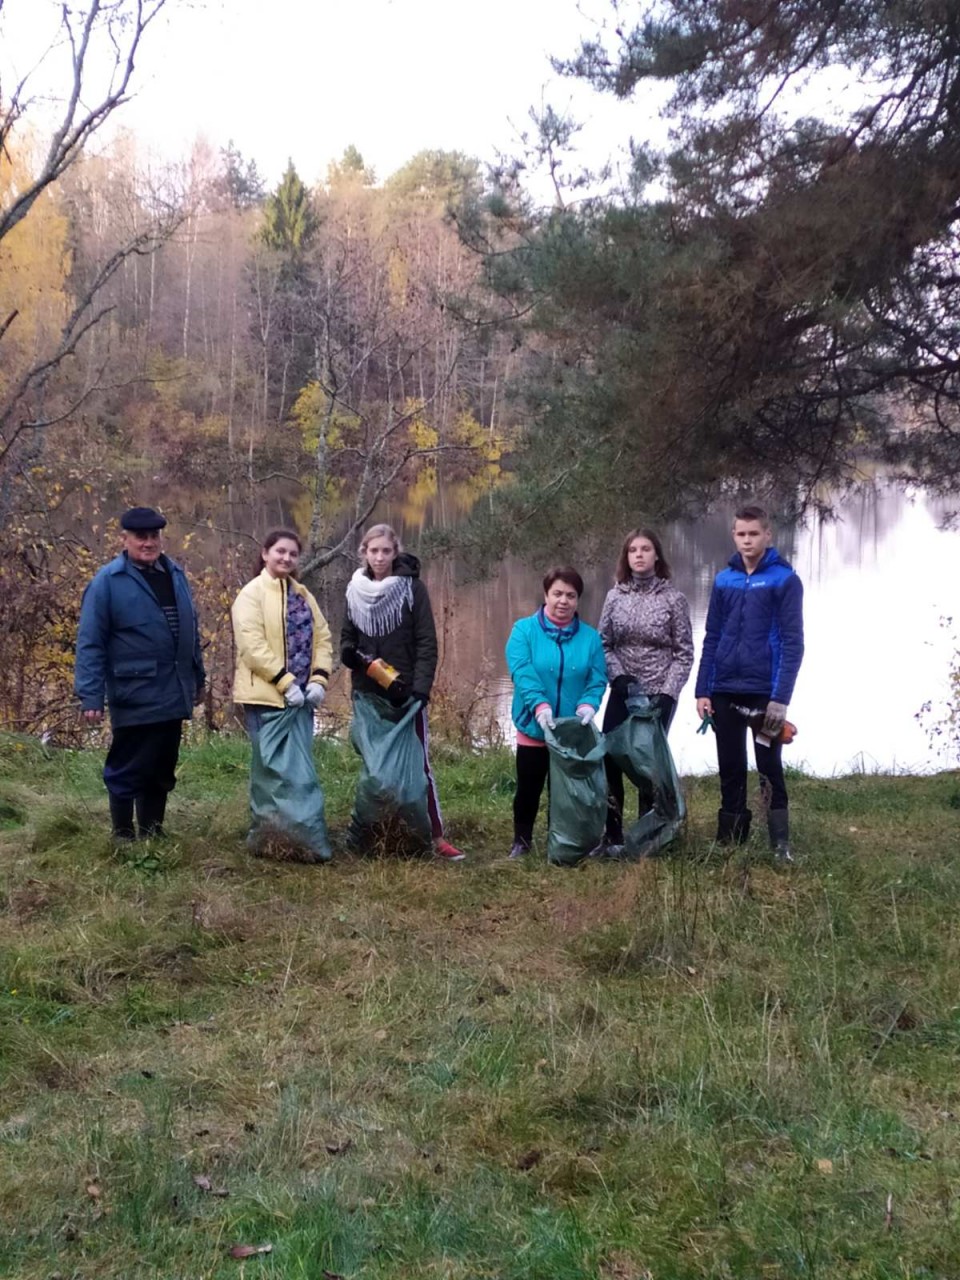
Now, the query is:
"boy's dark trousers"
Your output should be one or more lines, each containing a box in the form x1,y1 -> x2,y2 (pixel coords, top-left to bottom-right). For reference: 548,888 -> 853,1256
712,693 -> 788,839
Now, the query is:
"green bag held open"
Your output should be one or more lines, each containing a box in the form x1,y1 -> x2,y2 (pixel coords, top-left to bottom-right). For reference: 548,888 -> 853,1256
248,704 -> 331,861
603,691 -> 685,859
348,692 -> 432,850
544,717 -> 607,866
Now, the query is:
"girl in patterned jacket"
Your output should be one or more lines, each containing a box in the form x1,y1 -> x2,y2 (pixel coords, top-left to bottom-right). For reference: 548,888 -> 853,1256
597,528 -> 694,853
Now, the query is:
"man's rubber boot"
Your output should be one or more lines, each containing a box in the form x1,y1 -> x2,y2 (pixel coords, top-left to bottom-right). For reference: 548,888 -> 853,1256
136,790 -> 168,839
768,809 -> 793,863
109,795 -> 136,842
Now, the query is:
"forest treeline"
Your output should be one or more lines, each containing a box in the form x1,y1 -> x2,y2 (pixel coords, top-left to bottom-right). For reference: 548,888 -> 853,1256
5,0 -> 960,740
0,126 -> 515,737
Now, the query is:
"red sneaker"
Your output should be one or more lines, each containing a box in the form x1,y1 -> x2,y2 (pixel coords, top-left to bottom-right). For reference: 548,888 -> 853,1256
434,838 -> 466,862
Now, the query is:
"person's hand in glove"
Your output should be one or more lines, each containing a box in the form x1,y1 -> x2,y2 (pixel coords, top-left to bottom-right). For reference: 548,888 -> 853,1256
305,682 -> 326,708
386,680 -> 410,706
576,704 -> 596,725
611,673 -> 632,696
340,645 -> 362,671
535,704 -> 555,731
284,683 -> 306,708
762,700 -> 788,738
411,691 -> 429,709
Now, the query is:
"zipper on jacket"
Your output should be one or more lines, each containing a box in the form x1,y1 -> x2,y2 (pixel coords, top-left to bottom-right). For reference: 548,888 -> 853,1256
554,636 -> 565,715
280,579 -> 288,672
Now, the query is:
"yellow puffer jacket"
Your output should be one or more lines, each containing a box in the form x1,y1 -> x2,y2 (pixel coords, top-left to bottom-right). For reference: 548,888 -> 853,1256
231,570 -> 333,707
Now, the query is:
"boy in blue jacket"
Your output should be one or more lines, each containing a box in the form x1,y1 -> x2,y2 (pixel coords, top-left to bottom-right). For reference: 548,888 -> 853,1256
694,505 -> 804,860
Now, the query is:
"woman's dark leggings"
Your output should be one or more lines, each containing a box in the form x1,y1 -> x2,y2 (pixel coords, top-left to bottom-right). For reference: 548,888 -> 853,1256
513,745 -> 550,839
603,686 -> 676,842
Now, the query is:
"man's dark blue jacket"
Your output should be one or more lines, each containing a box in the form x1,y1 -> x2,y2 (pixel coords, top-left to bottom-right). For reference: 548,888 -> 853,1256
74,553 -> 205,727
694,547 -> 804,704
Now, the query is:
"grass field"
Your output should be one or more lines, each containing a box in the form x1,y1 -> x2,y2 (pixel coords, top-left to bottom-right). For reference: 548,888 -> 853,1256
0,730 -> 958,1278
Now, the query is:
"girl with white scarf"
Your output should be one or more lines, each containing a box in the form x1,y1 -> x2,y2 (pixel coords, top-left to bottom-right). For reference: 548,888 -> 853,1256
340,523 -> 465,861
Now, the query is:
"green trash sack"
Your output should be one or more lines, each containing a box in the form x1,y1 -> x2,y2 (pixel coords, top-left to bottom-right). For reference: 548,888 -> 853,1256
544,718 -> 607,866
348,692 -> 432,848
604,692 -> 686,859
249,704 -> 331,861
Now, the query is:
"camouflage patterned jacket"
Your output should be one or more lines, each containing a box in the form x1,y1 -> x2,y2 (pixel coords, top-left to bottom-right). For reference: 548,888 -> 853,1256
598,576 -> 694,701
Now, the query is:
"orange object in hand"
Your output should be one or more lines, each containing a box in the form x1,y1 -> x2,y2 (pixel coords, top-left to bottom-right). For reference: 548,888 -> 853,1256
731,704 -> 798,746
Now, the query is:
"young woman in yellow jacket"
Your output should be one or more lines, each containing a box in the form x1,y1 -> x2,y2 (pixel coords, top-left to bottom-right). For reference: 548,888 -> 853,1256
232,528 -> 333,734
232,529 -> 333,857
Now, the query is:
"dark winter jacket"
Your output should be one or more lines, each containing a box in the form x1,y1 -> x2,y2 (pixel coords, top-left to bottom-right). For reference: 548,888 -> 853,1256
340,553 -> 438,700
694,546 -> 804,703
74,552 -> 205,727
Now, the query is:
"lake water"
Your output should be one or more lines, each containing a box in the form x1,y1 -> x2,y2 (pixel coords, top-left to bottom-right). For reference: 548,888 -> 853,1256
418,484 -> 960,776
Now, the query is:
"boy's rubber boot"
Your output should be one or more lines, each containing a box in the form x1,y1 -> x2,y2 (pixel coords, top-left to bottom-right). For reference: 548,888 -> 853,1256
767,809 -> 793,863
109,795 -> 136,842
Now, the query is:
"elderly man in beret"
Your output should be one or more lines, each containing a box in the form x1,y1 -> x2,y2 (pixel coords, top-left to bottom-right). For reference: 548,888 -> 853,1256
74,507 -> 206,840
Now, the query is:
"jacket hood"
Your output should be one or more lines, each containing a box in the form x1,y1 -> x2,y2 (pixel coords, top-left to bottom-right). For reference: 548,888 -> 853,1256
727,546 -> 790,574
392,552 -> 421,579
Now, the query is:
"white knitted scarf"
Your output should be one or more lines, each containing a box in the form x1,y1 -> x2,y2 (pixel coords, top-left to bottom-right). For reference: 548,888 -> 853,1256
345,568 -> 413,636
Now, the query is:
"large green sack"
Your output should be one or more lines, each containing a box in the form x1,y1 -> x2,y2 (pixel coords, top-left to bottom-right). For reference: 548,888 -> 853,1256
604,693 -> 686,859
249,705 -> 331,861
349,692 -> 432,848
544,718 -> 607,866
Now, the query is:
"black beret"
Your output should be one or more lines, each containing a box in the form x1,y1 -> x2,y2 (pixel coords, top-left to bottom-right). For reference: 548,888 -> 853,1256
120,506 -> 167,531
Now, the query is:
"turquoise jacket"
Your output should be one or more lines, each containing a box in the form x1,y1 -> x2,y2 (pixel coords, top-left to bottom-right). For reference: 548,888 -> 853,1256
506,608 -> 608,742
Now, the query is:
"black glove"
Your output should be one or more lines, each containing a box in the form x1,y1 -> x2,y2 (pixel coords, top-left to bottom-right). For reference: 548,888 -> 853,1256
411,690 -> 429,708
341,645 -> 362,671
611,674 -> 632,696
386,680 -> 409,706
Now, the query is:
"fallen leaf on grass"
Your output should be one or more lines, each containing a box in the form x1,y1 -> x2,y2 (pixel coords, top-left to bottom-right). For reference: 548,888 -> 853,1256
85,1182 -> 101,1199
516,1149 -> 543,1170
815,1158 -> 833,1174
193,1174 -> 229,1196
373,1029 -> 388,1041
229,1243 -> 273,1259
322,1272 -> 344,1279
325,1138 -> 353,1156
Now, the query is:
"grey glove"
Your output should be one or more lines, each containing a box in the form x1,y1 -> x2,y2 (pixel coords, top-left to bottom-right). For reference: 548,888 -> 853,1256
535,706 -> 556,731
305,682 -> 326,708
284,683 -> 306,708
762,700 -> 788,738
576,704 -> 596,725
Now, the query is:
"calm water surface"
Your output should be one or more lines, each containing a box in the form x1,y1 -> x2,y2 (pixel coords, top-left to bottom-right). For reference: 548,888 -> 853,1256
420,485 -> 960,776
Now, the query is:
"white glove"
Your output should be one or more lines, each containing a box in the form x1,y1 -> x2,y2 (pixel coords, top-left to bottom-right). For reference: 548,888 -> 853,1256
284,683 -> 305,708
576,704 -> 596,725
305,682 -> 326,708
762,700 -> 788,737
535,706 -> 556,731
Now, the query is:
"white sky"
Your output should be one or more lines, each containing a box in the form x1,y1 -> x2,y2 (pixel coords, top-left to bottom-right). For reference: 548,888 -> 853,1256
2,0 -> 671,190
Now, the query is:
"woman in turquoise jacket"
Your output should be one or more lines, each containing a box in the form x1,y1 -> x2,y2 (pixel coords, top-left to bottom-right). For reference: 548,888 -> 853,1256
505,566 -> 607,859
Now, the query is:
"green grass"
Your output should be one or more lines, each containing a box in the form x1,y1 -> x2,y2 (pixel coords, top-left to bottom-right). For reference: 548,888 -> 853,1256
0,730 -> 959,1277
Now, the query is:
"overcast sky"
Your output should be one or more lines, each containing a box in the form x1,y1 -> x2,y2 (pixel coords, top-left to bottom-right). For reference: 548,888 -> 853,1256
3,0 -> 671,190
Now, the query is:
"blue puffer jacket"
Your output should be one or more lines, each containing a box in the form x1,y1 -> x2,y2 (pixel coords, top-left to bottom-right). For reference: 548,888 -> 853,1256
506,608 -> 608,742
695,547 -> 804,703
75,553 -> 205,727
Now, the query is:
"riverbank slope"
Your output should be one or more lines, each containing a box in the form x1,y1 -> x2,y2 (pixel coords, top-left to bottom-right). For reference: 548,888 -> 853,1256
0,733 -> 958,1278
